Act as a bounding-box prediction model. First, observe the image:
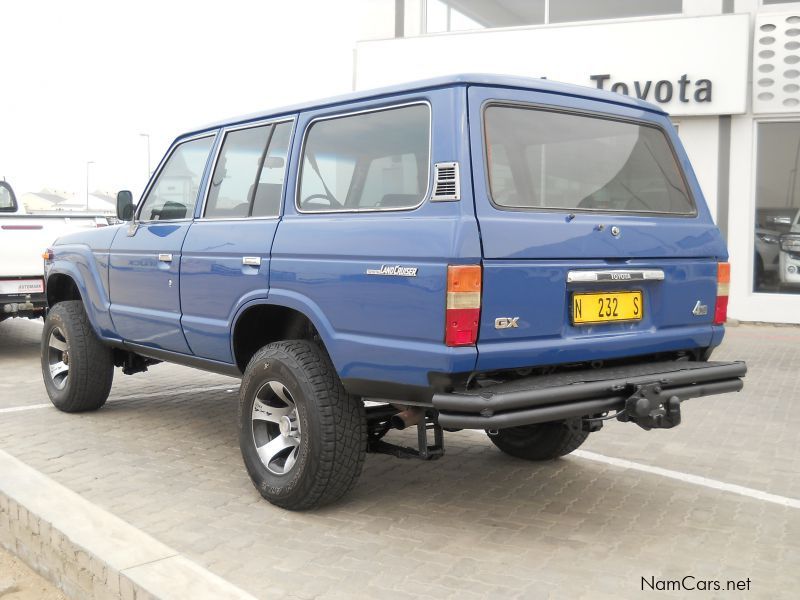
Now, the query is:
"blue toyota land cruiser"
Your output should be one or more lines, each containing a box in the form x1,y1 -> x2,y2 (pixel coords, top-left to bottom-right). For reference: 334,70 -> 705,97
40,75 -> 746,510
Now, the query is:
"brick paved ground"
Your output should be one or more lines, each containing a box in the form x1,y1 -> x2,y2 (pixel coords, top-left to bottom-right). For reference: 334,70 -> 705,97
0,318 -> 798,599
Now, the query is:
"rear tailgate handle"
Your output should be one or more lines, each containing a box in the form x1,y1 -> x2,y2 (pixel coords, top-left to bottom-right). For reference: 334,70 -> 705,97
567,269 -> 665,283
158,253 -> 173,263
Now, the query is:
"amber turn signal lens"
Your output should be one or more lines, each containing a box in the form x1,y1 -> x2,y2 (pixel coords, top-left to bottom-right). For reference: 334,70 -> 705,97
717,262 -> 730,284
447,265 -> 482,292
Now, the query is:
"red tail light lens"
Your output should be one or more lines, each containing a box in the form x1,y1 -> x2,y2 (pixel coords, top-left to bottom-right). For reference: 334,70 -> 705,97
445,265 -> 481,347
714,262 -> 730,325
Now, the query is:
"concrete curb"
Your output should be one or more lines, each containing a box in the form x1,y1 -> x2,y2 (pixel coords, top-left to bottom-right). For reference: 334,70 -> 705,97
0,449 -> 257,600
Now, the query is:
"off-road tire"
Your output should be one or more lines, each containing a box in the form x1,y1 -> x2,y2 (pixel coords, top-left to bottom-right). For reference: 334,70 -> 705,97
487,419 -> 589,460
41,300 -> 114,412
238,340 -> 367,510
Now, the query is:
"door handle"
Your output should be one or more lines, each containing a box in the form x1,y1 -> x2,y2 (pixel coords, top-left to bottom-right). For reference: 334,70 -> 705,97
242,256 -> 261,267
158,253 -> 173,263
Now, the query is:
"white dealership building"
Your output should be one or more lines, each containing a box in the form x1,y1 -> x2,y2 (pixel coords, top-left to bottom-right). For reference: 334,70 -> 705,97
356,0 -> 800,324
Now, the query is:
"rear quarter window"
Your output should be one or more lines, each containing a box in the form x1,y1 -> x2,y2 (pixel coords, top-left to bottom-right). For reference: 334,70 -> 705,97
297,103 -> 430,213
484,104 -> 695,216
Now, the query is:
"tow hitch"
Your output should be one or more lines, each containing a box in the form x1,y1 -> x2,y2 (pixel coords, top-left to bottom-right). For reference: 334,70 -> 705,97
616,383 -> 682,430
366,405 -> 445,460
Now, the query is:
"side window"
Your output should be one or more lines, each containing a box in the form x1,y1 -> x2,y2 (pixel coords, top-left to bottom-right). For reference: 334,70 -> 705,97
251,121 -> 292,218
138,136 -> 214,221
205,125 -> 272,218
298,104 -> 430,212
205,121 -> 292,219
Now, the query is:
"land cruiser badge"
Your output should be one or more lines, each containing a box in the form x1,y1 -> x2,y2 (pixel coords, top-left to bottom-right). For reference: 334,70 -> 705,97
366,265 -> 418,277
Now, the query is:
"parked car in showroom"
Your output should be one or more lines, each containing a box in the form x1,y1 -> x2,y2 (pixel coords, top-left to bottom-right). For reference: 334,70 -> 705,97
39,75 -> 746,510
754,227 -> 780,289
779,209 -> 800,291
756,207 -> 798,235
0,180 -> 108,323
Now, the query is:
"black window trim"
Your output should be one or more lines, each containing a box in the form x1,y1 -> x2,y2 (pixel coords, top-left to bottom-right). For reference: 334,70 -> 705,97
0,181 -> 18,213
198,117 -> 296,222
295,100 -> 432,215
135,132 -> 218,223
480,100 -> 699,219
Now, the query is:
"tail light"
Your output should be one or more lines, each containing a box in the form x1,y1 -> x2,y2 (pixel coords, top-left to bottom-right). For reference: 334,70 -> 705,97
714,262 -> 730,325
445,265 -> 481,347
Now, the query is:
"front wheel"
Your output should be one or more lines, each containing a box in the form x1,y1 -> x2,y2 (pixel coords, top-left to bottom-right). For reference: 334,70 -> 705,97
41,300 -> 114,412
238,340 -> 366,510
487,419 -> 589,461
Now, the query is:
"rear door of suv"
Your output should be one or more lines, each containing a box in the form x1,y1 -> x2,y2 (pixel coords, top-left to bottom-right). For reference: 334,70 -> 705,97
467,85 -> 728,372
180,119 -> 294,363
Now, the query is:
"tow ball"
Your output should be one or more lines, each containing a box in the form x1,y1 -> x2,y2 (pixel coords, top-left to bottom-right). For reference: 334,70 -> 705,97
617,383 -> 682,430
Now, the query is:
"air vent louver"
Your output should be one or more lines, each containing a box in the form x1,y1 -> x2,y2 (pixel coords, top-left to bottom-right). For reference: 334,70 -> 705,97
431,162 -> 460,201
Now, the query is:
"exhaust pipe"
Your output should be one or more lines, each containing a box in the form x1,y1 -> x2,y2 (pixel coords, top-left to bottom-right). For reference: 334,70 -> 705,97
390,407 -> 425,430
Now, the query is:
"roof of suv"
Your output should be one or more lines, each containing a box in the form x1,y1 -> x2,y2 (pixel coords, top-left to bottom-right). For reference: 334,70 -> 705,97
188,73 -> 666,139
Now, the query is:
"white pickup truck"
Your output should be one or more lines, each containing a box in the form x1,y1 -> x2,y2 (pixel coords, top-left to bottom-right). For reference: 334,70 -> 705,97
0,180 -> 108,321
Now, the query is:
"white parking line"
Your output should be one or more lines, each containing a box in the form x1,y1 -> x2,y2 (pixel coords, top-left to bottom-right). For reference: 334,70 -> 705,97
572,449 -> 800,510
462,430 -> 800,510
0,403 -> 51,414
112,384 -> 238,401
0,385 -> 238,414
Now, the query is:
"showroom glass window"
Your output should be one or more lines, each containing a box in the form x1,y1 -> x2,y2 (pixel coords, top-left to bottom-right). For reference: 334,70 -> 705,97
424,0 -> 682,33
754,122 -> 800,294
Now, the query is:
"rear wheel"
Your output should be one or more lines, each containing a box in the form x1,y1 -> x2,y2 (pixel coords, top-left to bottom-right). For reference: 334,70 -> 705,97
487,419 -> 589,460
238,340 -> 366,510
41,300 -> 114,412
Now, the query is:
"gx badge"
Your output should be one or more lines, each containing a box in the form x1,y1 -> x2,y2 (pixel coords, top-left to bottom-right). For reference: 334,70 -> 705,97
495,317 -> 519,329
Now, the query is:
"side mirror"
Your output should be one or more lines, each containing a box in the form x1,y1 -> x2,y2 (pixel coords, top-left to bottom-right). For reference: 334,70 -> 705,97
116,190 -> 134,221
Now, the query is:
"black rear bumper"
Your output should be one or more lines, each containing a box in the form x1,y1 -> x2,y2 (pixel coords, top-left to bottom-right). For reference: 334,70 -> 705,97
433,360 -> 746,430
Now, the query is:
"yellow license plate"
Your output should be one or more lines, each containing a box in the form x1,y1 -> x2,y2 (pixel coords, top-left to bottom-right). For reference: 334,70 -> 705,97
572,291 -> 643,325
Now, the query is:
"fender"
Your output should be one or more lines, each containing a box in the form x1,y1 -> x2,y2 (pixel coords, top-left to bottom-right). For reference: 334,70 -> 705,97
229,289 -> 339,366
230,288 -> 478,390
46,243 -> 121,342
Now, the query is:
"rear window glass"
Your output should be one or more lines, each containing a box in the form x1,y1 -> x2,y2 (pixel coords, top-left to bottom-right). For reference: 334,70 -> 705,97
0,183 -> 16,212
298,104 -> 429,212
484,105 -> 695,216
